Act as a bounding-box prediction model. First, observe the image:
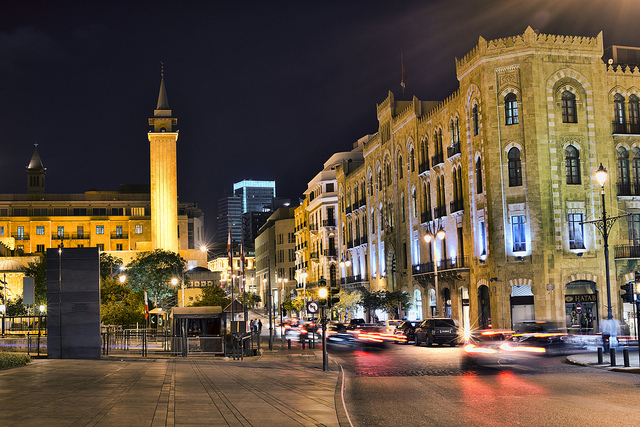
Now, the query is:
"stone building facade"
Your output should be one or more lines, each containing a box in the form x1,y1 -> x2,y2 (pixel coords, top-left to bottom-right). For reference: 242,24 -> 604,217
324,27 -> 640,334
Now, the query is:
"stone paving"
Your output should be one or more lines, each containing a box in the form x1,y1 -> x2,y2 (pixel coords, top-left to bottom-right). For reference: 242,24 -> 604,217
0,345 -> 344,427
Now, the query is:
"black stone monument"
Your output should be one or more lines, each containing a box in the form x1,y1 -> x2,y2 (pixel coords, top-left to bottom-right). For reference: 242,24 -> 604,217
46,247 -> 101,359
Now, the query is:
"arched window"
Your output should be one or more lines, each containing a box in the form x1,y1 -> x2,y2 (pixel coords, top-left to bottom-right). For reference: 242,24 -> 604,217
385,162 -> 391,186
452,168 -> 459,202
422,138 -> 429,167
615,94 -> 626,127
565,145 -> 581,185
561,90 -> 577,123
618,147 -> 630,194
450,120 -> 455,144
412,189 -> 417,218
476,157 -> 483,194
505,93 -> 519,125
439,175 -> 446,210
377,168 -> 382,190
630,95 -> 640,133
410,147 -> 415,172
473,104 -> 479,136
508,147 -> 522,187
400,193 -> 405,222
454,117 -> 460,143
398,155 -> 403,179
633,148 -> 640,189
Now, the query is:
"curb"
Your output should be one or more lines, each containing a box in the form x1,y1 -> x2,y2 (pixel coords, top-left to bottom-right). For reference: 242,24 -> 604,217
565,355 -> 640,374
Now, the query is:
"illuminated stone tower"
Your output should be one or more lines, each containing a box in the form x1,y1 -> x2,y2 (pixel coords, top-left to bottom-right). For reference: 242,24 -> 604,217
26,144 -> 46,194
148,72 -> 179,252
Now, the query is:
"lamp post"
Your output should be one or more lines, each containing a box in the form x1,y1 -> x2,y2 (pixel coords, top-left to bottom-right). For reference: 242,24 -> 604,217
582,164 -> 631,321
424,229 -> 445,317
339,259 -> 351,285
301,272 -> 308,319
278,275 -> 287,342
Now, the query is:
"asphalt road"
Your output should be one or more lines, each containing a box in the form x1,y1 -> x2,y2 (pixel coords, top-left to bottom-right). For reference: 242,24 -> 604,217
330,342 -> 640,426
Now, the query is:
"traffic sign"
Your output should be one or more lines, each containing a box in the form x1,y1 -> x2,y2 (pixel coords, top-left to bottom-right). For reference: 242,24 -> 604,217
307,301 -> 319,314
576,302 -> 582,314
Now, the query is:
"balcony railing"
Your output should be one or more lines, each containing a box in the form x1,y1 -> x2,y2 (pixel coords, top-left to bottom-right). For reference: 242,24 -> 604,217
345,205 -> 352,214
617,182 -> 640,196
309,252 -> 319,260
449,199 -> 464,213
322,219 -> 336,227
612,121 -> 640,135
431,152 -> 444,167
433,205 -> 447,219
71,233 -> 89,240
111,233 -> 129,239
418,161 -> 430,174
412,256 -> 469,275
359,198 -> 366,208
345,274 -> 368,284
447,142 -> 461,158
13,234 -> 29,241
615,245 -> 640,259
52,234 -> 69,240
323,249 -> 337,258
421,210 -> 433,223
309,224 -> 318,233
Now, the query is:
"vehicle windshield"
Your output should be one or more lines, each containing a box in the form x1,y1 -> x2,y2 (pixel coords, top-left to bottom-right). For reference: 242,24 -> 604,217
434,319 -> 456,328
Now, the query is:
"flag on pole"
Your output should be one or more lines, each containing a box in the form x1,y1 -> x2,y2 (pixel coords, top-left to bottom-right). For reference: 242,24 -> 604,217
401,52 -> 406,97
227,225 -> 233,267
144,288 -> 149,320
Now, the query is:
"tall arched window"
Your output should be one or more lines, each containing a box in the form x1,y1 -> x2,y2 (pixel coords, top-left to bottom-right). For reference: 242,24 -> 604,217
615,94 -> 626,129
377,168 -> 382,190
561,90 -> 577,123
473,104 -> 479,136
410,147 -> 415,172
434,131 -> 440,155
454,117 -> 460,143
385,162 -> 391,186
452,169 -> 459,202
618,147 -> 630,195
505,93 -> 519,125
565,145 -> 581,185
398,155 -> 403,179
457,166 -> 463,202
508,147 -> 522,187
630,95 -> 640,133
476,157 -> 483,194
450,120 -> 455,144
412,189 -> 417,218
633,148 -> 640,190
439,175 -> 446,210
422,138 -> 429,167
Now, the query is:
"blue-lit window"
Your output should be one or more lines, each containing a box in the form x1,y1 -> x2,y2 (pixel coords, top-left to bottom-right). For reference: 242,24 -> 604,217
568,213 -> 585,250
17,226 -> 24,239
36,226 -> 45,235
96,225 -> 104,235
512,215 -> 526,252
57,226 -> 63,238
505,93 -> 519,125
135,224 -> 143,234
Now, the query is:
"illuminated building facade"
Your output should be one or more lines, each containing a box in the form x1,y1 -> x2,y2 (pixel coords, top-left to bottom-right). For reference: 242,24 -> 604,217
329,27 -> 640,333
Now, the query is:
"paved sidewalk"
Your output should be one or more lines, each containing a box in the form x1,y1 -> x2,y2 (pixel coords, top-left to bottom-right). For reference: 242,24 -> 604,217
0,345 -> 344,427
567,348 -> 640,374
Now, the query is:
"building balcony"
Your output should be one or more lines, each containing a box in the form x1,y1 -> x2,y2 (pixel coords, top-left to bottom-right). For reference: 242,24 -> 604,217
421,210 -> 433,223
617,182 -> 640,197
615,245 -> 640,259
13,234 -> 29,241
71,234 -> 90,240
612,121 -> 640,135
433,205 -> 447,219
309,252 -> 319,260
354,236 -> 367,246
323,249 -> 338,258
449,198 -> 464,213
412,256 -> 469,275
431,152 -> 444,167
345,205 -> 352,214
345,274 -> 369,284
52,234 -> 69,240
359,198 -> 366,208
346,240 -> 354,249
309,224 -> 318,233
447,142 -> 461,158
111,233 -> 129,239
418,161 -> 430,174
322,219 -> 336,227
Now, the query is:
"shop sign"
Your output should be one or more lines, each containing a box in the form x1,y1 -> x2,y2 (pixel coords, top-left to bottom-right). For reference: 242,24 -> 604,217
565,294 -> 597,303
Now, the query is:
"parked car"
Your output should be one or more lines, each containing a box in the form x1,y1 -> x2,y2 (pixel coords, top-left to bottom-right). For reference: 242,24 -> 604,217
377,319 -> 403,334
414,318 -> 460,346
394,320 -> 421,344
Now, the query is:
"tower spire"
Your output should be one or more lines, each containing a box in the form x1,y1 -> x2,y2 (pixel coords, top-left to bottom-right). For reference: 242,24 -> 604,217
156,61 -> 170,111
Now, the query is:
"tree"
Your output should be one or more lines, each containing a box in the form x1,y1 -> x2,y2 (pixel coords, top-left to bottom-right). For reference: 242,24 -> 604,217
240,291 -> 261,309
381,291 -> 411,319
124,250 -> 189,310
100,252 -> 123,280
359,290 -> 384,322
6,296 -> 27,316
101,276 -> 145,326
334,290 -> 360,320
24,256 -> 47,306
191,285 -> 230,308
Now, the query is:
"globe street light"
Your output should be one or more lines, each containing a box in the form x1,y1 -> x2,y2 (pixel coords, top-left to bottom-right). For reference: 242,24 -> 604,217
339,259 -> 351,285
425,229 -> 446,317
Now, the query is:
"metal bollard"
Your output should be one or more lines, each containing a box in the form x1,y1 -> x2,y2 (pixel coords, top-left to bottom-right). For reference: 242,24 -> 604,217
302,338 -> 305,349
597,347 -> 603,364
610,348 -> 616,366
288,339 -> 291,349
623,348 -> 630,367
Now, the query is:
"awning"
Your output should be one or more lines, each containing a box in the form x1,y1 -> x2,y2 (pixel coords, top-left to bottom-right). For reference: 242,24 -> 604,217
172,306 -> 223,318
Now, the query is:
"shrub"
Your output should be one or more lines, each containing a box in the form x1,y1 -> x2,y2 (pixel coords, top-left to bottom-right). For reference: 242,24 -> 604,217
0,352 -> 31,369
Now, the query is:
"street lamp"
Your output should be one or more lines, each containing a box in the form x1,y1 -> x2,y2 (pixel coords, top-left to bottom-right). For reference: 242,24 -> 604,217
425,229 -> 445,317
339,259 -> 351,285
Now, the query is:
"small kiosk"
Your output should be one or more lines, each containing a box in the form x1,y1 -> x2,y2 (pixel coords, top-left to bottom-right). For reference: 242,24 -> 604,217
171,306 -> 223,356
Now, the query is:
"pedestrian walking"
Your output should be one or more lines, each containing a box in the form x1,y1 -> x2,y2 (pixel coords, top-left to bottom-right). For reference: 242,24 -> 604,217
258,319 -> 262,335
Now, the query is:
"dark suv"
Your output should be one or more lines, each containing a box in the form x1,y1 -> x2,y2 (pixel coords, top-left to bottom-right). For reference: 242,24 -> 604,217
414,318 -> 459,346
394,320 -> 421,343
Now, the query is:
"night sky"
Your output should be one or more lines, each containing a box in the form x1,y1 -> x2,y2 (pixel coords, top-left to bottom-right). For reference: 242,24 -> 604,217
2,0 -> 640,243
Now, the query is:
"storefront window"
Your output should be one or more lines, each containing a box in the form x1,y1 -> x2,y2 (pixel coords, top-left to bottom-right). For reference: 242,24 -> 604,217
565,281 -> 597,334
